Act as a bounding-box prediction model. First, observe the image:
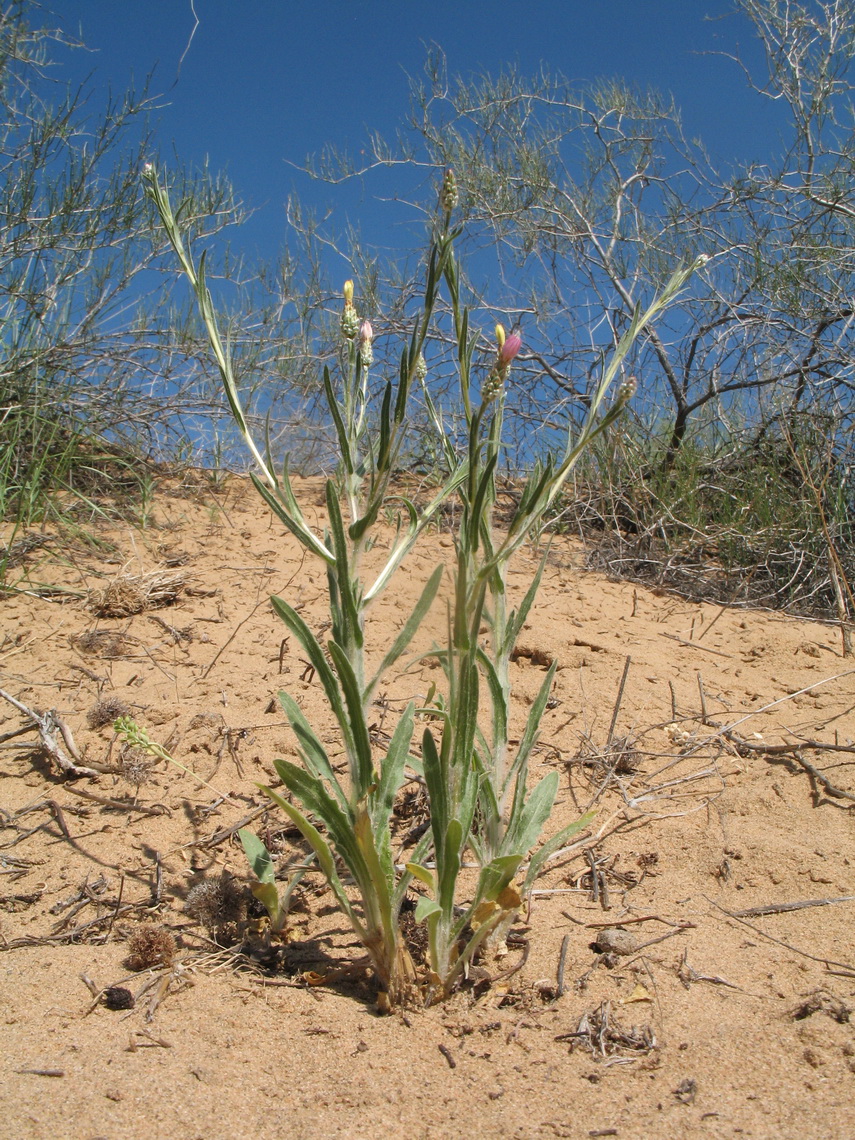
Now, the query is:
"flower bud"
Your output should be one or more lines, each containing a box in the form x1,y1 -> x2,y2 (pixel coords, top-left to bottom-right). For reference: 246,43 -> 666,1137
359,320 -> 374,367
495,323 -> 506,349
500,331 -> 522,365
340,280 -> 359,340
481,367 -> 503,403
414,352 -> 427,382
440,168 -> 458,216
616,376 -> 638,406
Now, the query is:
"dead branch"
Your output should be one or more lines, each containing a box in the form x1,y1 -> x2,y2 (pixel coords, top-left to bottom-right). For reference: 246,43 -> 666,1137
0,688 -> 102,778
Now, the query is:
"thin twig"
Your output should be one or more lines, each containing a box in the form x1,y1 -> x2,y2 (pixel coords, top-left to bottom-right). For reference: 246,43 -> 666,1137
707,897 -> 855,978
556,933 -> 571,997
661,632 -> 734,658
729,895 -> 855,918
63,784 -> 170,817
606,656 -> 631,747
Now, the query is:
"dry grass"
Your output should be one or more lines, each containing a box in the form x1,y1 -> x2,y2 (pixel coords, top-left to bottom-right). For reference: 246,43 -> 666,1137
87,564 -> 189,618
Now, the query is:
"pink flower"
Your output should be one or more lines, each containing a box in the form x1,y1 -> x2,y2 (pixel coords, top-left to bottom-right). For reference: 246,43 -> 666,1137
500,331 -> 522,364
359,320 -> 373,343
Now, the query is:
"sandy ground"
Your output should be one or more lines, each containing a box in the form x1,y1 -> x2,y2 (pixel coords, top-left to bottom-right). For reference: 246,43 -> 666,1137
0,474 -> 853,1140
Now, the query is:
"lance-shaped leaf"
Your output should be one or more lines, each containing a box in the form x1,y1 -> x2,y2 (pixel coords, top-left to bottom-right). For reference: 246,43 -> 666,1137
258,781 -> 365,939
354,807 -> 395,924
322,364 -> 353,474
277,691 -> 349,811
475,648 -> 508,763
324,482 -> 363,649
502,548 -> 550,660
365,565 -> 444,701
421,726 -> 448,848
239,829 -> 276,884
438,817 -> 464,914
501,770 -> 560,861
372,702 -> 415,836
251,473 -> 334,566
522,810 -> 597,894
270,595 -> 348,738
392,827 -> 432,912
273,760 -> 365,875
326,641 -> 374,798
502,661 -> 557,803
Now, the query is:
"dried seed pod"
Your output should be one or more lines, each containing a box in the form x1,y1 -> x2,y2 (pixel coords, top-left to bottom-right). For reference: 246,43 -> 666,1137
102,985 -> 135,1011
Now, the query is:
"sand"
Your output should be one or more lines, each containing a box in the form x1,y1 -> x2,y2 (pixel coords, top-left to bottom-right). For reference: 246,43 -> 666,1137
1,474 -> 852,1140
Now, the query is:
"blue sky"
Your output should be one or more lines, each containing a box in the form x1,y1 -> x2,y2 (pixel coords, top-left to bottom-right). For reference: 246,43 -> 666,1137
47,1 -> 785,264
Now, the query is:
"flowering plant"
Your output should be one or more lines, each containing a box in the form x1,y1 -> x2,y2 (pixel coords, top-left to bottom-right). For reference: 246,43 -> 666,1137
144,164 -> 701,1006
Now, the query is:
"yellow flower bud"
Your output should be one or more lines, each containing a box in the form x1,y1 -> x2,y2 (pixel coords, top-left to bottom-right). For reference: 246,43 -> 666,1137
343,280 -> 354,305
495,322 -> 506,349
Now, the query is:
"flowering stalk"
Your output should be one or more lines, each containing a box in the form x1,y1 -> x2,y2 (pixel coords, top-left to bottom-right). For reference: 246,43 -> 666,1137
439,252 -> 707,888
143,163 -> 468,1006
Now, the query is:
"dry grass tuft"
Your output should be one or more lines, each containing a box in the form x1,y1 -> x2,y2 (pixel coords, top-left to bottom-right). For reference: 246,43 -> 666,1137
72,629 -> 138,657
88,565 -> 188,618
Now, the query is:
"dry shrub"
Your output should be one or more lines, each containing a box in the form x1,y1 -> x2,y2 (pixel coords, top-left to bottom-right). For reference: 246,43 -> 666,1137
126,924 -> 176,970
184,871 -> 248,944
120,747 -> 157,790
86,695 -> 131,729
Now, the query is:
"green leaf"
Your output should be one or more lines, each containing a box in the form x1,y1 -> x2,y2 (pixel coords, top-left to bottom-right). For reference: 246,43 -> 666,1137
414,896 -> 442,923
373,703 -> 415,834
354,806 -> 395,925
258,782 -> 365,938
365,564 -> 444,700
421,726 -> 448,845
522,810 -> 597,894
326,641 -> 373,797
323,365 -> 353,473
277,691 -> 349,811
238,829 -> 276,884
438,818 -> 463,910
270,596 -> 347,728
272,759 -> 372,896
325,483 -> 362,649
503,661 -> 557,803
476,649 -> 508,763
503,548 -> 550,658
250,474 -> 334,566
405,861 -> 435,890
503,770 -> 559,860
249,881 -> 281,923
478,854 -> 524,900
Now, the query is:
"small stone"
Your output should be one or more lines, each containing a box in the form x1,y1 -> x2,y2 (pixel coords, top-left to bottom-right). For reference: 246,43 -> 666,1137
594,928 -> 639,956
